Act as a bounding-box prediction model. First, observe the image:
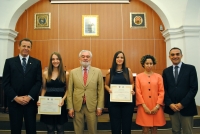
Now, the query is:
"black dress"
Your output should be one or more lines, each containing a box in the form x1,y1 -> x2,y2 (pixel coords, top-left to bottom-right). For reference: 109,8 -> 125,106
40,78 -> 68,125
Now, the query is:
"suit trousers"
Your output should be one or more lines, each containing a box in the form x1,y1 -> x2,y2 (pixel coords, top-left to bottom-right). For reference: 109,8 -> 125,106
169,112 -> 194,134
8,103 -> 37,134
73,104 -> 97,134
108,103 -> 134,134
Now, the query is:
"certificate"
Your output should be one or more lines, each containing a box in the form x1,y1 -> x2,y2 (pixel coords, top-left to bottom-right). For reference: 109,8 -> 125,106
38,96 -> 62,115
110,84 -> 132,102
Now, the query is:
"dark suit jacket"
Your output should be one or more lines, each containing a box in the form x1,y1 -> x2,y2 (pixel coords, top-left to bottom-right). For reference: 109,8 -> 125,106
162,62 -> 198,116
2,55 -> 42,106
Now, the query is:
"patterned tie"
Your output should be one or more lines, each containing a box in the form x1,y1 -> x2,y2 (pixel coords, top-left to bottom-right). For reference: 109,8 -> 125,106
83,68 -> 88,85
174,66 -> 179,83
22,58 -> 27,73
83,68 -> 88,104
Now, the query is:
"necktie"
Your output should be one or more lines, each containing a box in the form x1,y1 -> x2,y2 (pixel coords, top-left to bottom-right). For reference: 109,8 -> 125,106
174,66 -> 179,83
83,68 -> 88,85
83,68 -> 88,104
22,58 -> 27,73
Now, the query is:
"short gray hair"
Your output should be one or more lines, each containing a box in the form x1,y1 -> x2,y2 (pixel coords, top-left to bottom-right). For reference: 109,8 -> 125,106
78,50 -> 93,58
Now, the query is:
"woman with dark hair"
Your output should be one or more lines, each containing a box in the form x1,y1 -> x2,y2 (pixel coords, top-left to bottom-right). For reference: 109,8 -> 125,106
136,55 -> 165,134
37,52 -> 68,134
105,51 -> 135,134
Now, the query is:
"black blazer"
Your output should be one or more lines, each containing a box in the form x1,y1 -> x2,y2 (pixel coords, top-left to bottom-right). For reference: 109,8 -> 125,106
2,56 -> 42,106
162,63 -> 198,116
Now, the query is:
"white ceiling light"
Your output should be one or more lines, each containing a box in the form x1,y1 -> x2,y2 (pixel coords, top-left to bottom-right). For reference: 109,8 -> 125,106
50,0 -> 130,4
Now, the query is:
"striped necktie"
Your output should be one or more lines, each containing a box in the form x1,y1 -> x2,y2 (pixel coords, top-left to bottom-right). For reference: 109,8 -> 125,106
22,58 -> 27,73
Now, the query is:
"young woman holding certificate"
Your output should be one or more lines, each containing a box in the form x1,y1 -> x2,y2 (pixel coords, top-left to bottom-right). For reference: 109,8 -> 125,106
37,52 -> 68,134
105,51 -> 135,134
135,55 -> 166,134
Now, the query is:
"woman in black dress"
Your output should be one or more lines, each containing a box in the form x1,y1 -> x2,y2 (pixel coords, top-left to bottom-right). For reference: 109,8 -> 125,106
105,51 -> 135,134
37,52 -> 68,134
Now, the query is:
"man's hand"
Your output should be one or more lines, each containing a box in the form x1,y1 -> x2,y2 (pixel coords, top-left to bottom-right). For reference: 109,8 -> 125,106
175,103 -> 184,110
96,109 -> 102,116
14,96 -> 30,105
68,109 -> 74,118
169,103 -> 180,112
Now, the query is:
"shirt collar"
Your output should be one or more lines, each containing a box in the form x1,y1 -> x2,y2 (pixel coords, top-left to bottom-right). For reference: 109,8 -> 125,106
19,54 -> 29,61
82,66 -> 90,71
173,62 -> 182,68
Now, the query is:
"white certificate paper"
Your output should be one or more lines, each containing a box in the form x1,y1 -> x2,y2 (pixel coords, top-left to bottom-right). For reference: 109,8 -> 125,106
38,96 -> 62,115
110,84 -> 132,102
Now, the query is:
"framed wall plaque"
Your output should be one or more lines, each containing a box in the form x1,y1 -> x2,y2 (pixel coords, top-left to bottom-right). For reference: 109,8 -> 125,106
130,12 -> 146,28
34,13 -> 51,29
82,15 -> 99,36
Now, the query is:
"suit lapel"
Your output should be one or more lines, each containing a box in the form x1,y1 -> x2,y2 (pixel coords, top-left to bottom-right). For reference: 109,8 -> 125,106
86,66 -> 94,86
14,56 -> 24,74
76,67 -> 85,86
168,66 -> 176,84
25,57 -> 33,74
176,63 -> 185,84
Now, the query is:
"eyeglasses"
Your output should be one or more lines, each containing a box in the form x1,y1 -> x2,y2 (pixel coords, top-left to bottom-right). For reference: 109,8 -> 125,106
170,53 -> 181,56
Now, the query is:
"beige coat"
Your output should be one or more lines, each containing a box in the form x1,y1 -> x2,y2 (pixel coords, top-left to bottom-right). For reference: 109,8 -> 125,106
67,66 -> 104,112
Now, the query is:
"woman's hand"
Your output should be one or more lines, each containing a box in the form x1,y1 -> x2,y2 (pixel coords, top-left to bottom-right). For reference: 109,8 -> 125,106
151,104 -> 160,114
58,98 -> 64,107
108,89 -> 112,94
131,90 -> 135,95
37,101 -> 40,106
142,104 -> 151,114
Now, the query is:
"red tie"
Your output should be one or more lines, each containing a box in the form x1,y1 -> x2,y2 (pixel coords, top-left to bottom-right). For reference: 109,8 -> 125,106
83,68 -> 87,104
83,68 -> 88,85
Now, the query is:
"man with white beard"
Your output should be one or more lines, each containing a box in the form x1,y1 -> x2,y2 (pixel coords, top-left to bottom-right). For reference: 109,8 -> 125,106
67,50 -> 104,134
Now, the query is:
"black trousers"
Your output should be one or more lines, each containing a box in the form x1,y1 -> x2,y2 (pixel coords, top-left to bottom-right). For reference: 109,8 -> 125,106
108,102 -> 135,134
8,102 -> 37,134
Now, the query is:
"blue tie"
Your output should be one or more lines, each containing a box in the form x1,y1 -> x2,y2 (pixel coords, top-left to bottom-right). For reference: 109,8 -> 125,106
22,58 -> 26,73
174,66 -> 179,83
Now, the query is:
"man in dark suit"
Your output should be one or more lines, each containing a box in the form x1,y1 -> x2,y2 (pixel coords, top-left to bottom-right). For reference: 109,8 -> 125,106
162,47 -> 198,134
2,38 -> 42,134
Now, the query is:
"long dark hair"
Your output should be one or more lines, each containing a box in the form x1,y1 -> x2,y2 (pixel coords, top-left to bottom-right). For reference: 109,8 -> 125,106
47,52 -> 66,83
110,51 -> 129,83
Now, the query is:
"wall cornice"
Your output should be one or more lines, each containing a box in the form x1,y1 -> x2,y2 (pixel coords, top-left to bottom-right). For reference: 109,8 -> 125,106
162,25 -> 200,42
0,28 -> 18,42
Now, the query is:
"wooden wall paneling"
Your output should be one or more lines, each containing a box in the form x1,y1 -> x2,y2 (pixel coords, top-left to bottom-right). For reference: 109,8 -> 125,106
152,11 -> 165,39
59,40 -> 91,70
91,40 -> 123,69
14,0 -> 167,75
30,40 -> 59,69
154,40 -> 166,74
122,0 -> 154,39
27,0 -> 59,40
59,4 -> 91,39
14,40 -> 59,70
14,41 -> 19,57
91,4 -> 123,39
15,11 -> 28,40
123,40 -> 155,74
